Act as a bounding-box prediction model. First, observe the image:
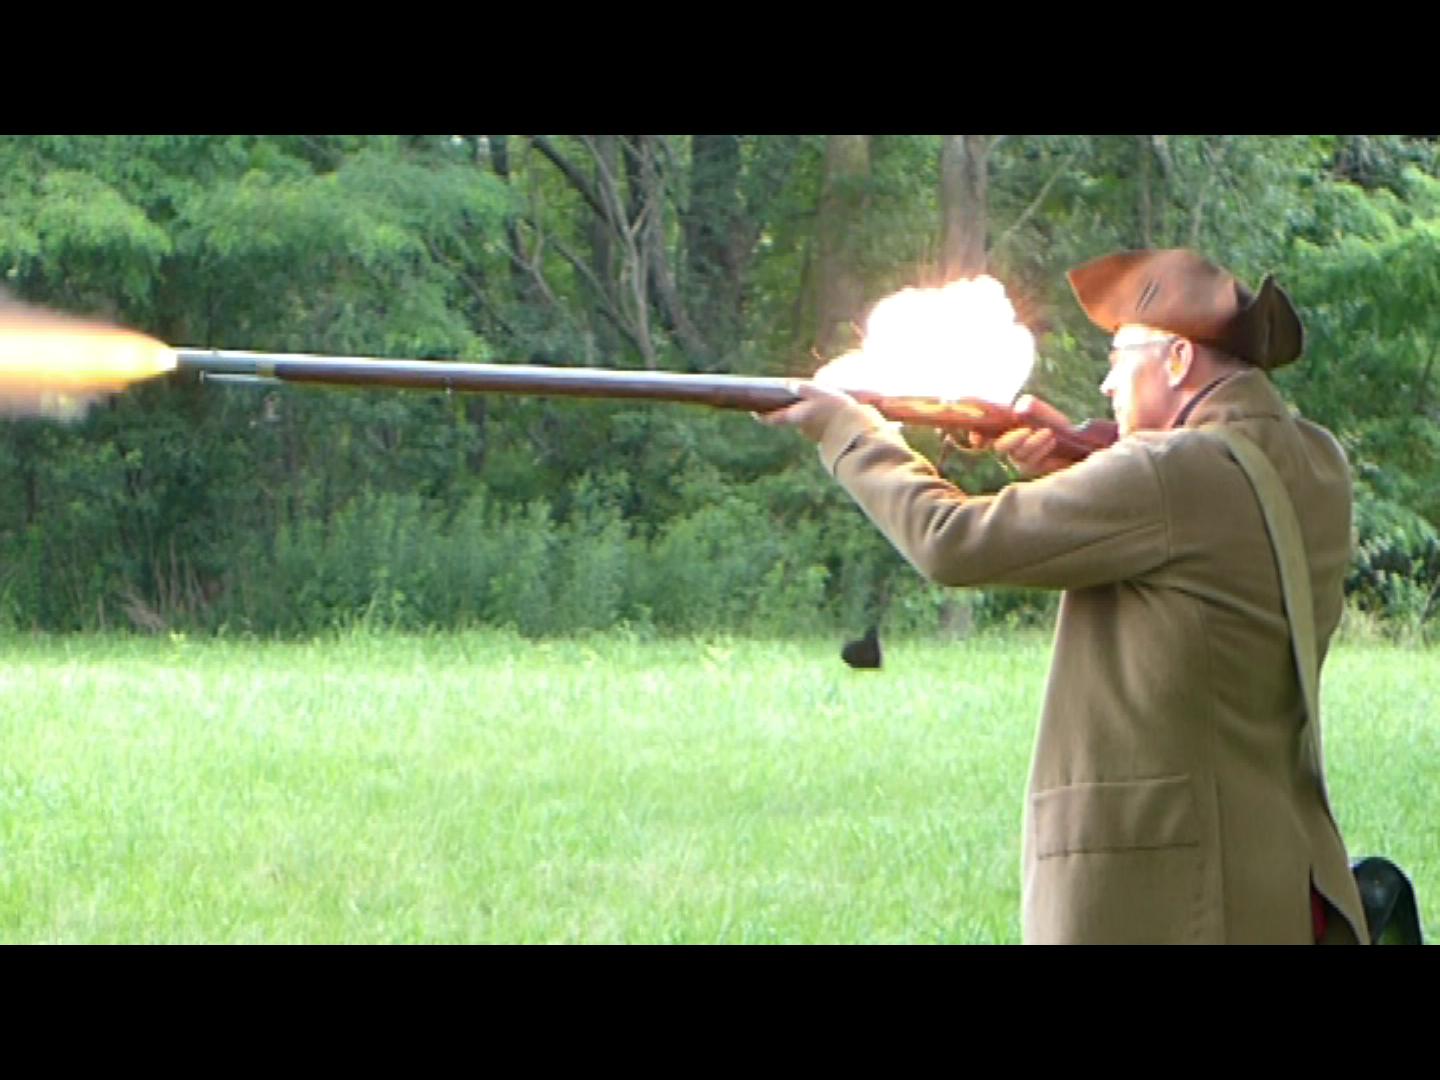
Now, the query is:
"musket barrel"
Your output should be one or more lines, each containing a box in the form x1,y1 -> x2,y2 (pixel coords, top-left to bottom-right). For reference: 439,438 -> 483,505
174,350 -> 799,412
173,349 -> 1117,461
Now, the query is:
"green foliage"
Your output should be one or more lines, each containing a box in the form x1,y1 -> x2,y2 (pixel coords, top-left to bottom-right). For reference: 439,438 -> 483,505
172,149 -> 504,358
644,486 -> 788,632
1,134 -> 1437,637
1278,165 -> 1440,562
0,146 -> 171,315
1348,484 -> 1440,637
550,473 -> 634,633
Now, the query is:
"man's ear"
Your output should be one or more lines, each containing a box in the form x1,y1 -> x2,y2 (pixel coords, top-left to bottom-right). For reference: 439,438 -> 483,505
1166,339 -> 1194,389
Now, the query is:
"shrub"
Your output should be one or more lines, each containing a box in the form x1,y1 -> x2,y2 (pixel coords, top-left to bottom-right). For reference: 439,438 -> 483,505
1347,485 -> 1439,634
488,499 -> 556,637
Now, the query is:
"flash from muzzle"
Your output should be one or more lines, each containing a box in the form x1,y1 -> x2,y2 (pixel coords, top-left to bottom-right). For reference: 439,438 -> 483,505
0,294 -> 176,421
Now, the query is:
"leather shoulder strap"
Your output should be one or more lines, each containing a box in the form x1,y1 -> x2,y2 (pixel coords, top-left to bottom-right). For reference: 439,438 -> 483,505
1205,426 -> 1328,797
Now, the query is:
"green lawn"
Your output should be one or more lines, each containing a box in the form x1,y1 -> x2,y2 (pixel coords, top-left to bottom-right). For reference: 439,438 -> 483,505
0,630 -> 1433,943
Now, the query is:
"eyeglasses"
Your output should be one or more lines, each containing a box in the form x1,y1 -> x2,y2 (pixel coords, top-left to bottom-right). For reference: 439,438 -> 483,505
1108,336 -> 1178,364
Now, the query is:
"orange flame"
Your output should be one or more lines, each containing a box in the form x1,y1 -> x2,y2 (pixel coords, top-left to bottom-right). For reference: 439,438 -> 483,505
814,275 -> 1035,404
0,297 -> 177,421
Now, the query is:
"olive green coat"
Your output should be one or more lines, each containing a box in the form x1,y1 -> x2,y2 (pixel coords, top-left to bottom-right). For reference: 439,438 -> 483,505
817,370 -> 1366,944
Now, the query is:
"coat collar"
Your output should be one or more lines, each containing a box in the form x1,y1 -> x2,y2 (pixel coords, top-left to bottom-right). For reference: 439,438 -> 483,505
1180,368 -> 1288,430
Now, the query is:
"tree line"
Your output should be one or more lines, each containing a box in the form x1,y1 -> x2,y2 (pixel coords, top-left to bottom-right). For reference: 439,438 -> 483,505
0,135 -> 1435,637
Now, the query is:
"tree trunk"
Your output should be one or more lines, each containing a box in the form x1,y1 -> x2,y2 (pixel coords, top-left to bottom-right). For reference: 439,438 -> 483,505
488,136 -> 536,307
1138,134 -> 1153,247
588,135 -> 624,360
1188,136 -> 1229,248
940,135 -> 989,279
528,135 -> 656,366
812,134 -> 871,357
685,134 -> 745,366
623,135 -> 709,365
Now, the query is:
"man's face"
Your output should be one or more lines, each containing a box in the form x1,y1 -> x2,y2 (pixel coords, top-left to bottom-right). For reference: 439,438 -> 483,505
1101,325 -> 1176,436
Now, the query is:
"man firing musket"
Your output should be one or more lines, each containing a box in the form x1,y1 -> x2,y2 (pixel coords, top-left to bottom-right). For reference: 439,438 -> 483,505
764,248 -> 1370,944
0,256 -> 1416,944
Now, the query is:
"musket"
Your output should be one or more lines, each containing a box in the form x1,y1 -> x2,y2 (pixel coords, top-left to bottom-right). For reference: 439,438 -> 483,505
173,350 -> 1119,462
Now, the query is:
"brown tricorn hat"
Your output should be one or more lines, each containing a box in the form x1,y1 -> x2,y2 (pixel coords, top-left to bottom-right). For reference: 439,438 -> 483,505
1066,249 -> 1304,369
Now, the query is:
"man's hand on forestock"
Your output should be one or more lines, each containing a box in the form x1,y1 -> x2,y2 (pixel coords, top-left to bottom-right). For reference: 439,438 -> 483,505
756,381 -> 884,444
972,394 -> 1077,478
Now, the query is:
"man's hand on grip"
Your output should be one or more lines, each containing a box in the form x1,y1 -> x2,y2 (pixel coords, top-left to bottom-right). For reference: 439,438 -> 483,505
971,395 -> 1077,477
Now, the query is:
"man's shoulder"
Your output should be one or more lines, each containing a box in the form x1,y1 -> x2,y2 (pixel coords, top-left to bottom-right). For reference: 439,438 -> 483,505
1124,426 -> 1231,463
1134,414 -> 1345,463
1126,416 -> 1351,508
1293,416 -> 1350,468
1119,426 -> 1269,501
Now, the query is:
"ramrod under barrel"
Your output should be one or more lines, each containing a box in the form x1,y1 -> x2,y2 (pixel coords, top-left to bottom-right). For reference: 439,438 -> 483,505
173,350 -> 1117,462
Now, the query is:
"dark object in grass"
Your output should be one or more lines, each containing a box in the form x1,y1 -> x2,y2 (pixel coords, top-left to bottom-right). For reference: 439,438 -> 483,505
1352,856 -> 1424,944
842,627 -> 882,670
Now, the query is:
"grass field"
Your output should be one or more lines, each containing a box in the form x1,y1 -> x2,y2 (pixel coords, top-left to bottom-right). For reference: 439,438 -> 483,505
0,629 -> 1434,944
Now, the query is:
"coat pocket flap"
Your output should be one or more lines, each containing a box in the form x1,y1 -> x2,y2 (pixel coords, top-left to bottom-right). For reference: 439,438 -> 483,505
1033,776 -> 1199,859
